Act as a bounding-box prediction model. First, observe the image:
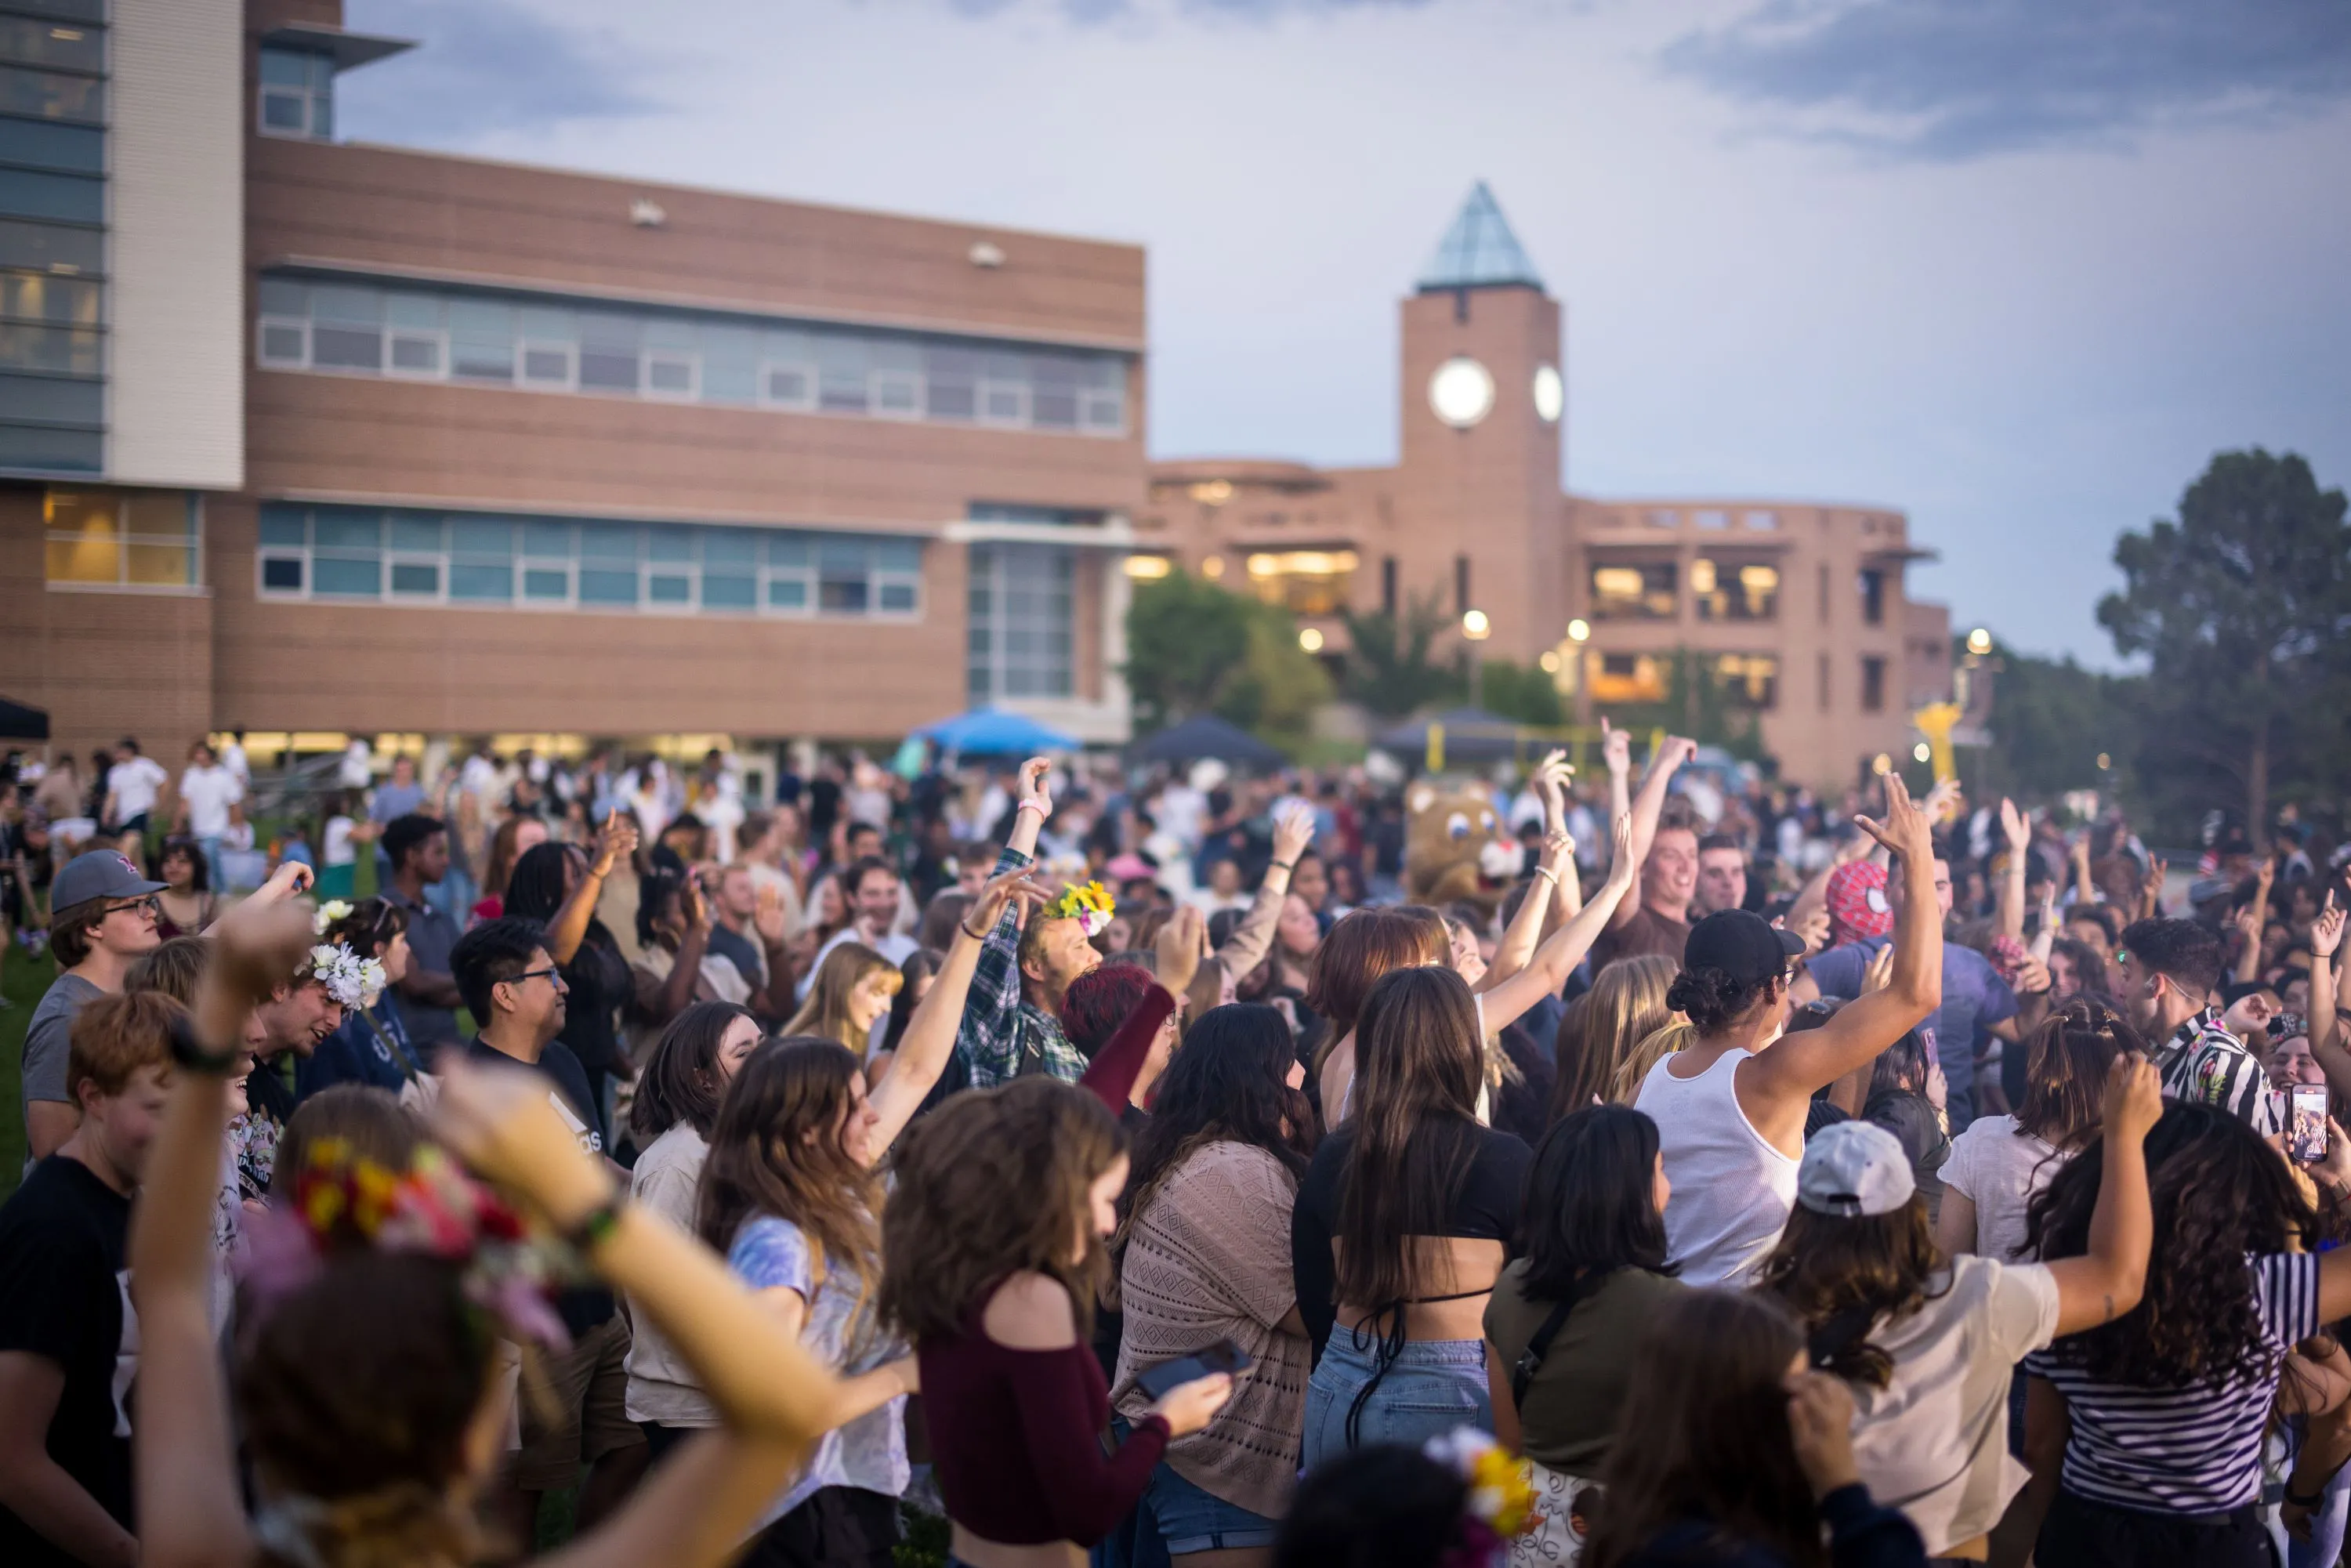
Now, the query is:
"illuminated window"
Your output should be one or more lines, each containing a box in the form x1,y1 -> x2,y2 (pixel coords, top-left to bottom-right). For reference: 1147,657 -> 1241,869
1245,549 -> 1357,616
1692,558 -> 1778,621
1715,654 -> 1778,710
1122,554 -> 1171,581
1588,652 -> 1667,704
1589,561 -> 1676,621
44,487 -> 201,590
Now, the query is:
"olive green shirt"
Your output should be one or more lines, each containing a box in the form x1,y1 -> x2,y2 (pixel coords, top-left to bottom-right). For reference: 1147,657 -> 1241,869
1483,1258 -> 1686,1475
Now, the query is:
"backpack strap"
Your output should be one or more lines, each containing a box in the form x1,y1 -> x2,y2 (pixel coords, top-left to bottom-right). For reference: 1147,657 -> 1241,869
1511,1269 -> 1611,1410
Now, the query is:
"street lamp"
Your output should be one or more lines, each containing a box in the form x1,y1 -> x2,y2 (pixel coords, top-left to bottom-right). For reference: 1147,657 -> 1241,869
1299,627 -> 1324,653
1567,617 -> 1590,643
1966,627 -> 1993,657
1462,610 -> 1491,709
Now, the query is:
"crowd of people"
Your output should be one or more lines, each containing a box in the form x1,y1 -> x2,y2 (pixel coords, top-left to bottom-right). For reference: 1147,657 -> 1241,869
4,721 -> 2351,1568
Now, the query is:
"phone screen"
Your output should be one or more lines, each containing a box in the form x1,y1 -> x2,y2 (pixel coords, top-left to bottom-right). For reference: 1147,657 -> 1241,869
1135,1339 -> 1252,1400
2292,1085 -> 2329,1164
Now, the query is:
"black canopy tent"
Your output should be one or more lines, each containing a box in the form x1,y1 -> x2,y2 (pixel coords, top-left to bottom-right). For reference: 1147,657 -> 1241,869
1130,714 -> 1286,770
0,696 -> 49,742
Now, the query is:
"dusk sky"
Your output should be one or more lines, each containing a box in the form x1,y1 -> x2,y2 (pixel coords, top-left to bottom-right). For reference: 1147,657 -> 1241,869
340,0 -> 2351,667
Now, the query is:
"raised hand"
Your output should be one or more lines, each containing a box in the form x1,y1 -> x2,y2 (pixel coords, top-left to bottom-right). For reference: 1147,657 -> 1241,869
210,900 -> 321,1007
1999,797 -> 2030,853
1782,907 -> 1832,957
968,865 -> 1050,932
2012,954 -> 2052,997
1599,717 -> 1630,778
1270,802 -> 1316,867
252,859 -> 314,904
592,813 -> 639,878
753,882 -> 788,945
1603,813 -> 1636,891
1155,904 -> 1208,998
2101,1052 -> 2163,1145
1785,1371 -> 1860,1500
1862,942 -> 1897,995
1922,777 -> 1964,827
679,872 -> 708,931
429,1052 -> 610,1224
1017,756 -> 1054,819
1853,771 -> 1933,866
1655,735 -> 1698,773
2313,893 -> 2344,960
1541,827 -> 1578,877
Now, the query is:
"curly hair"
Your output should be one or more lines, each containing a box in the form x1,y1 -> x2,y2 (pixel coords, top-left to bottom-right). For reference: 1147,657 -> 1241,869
1665,964 -> 1780,1035
881,1076 -> 1128,1342
2027,1100 -> 2313,1389
1754,1199 -> 1946,1390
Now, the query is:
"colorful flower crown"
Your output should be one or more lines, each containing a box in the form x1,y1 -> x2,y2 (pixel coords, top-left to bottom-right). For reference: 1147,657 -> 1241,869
238,1137 -> 576,1349
1045,880 -> 1116,937
1423,1428 -> 1541,1568
301,940 -> 387,1011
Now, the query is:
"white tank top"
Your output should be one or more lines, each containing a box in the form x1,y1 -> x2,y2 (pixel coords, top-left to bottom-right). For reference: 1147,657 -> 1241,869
1635,1047 -> 1800,1287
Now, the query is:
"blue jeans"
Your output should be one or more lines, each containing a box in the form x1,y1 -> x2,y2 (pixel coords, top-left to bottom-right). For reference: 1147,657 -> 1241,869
1090,1414 -> 1170,1568
1146,1462 -> 1278,1555
1302,1331 -> 1490,1470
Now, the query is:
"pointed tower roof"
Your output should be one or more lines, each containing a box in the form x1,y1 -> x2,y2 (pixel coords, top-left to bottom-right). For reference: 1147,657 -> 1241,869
1415,181 -> 1545,294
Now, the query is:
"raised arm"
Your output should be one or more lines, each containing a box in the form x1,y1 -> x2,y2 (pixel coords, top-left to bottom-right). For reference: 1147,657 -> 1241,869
1996,799 -> 2030,944
1748,773 -> 1941,1102
1215,805 -> 1311,987
1004,756 -> 1053,861
545,816 -> 635,966
647,876 -> 712,1022
868,864 -> 1046,1149
130,904 -> 318,1568
1605,732 -> 1694,935
955,759 -> 1055,1089
2040,1056 -> 2160,1336
1481,814 -> 1636,1034
1078,906 -> 1202,1113
1484,755 -> 1571,989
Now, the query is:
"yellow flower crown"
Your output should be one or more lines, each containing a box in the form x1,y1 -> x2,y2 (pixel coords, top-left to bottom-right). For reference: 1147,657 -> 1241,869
1045,880 -> 1116,936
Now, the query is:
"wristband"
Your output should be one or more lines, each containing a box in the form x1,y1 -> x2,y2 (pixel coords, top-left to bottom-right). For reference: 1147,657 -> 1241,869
1534,867 -> 1559,887
168,1012 -> 243,1076
560,1190 -> 628,1253
960,918 -> 993,941
1016,799 -> 1049,819
2288,1484 -> 2327,1509
1270,860 -> 1296,874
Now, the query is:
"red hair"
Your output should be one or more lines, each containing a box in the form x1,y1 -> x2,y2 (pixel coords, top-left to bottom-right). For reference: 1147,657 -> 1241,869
1063,962 -> 1157,1059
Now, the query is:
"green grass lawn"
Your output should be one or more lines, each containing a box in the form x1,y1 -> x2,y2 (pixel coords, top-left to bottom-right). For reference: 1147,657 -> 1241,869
0,933 -> 50,1197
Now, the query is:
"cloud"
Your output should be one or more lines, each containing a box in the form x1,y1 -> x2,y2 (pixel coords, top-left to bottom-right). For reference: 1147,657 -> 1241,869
1661,0 -> 2351,160
338,0 -> 659,143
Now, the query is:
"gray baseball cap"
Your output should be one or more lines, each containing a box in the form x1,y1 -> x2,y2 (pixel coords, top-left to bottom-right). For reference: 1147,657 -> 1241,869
53,848 -> 167,910
1797,1119 -> 1916,1219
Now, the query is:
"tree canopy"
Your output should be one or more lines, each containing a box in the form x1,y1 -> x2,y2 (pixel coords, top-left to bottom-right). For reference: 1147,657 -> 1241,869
1124,569 -> 1331,752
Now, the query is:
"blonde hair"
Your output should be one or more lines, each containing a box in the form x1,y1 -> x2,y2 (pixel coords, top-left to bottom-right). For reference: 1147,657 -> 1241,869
782,942 -> 902,1056
1609,1020 -> 1697,1105
1552,954 -> 1681,1119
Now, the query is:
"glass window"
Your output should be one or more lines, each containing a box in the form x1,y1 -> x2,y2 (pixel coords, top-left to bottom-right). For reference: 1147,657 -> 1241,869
313,512 -> 379,552
387,512 -> 441,552
0,167 -> 99,224
256,49 -> 331,140
702,529 -> 756,567
313,556 -> 379,596
1860,655 -> 1886,712
520,343 -> 572,386
448,299 -> 515,382
700,325 -> 758,402
258,505 -> 306,547
389,562 -> 438,596
449,518 -> 512,557
766,577 -> 806,610
5,1 -> 106,22
702,574 -> 755,610
1244,549 -> 1356,616
0,117 -> 101,173
816,335 -> 868,413
261,556 -> 302,590
647,525 -> 692,563
256,277 -> 306,317
0,369 -> 95,422
0,319 -> 96,373
0,63 -> 102,124
0,216 -> 100,273
258,321 -> 305,366
1715,654 -> 1778,710
448,562 -> 510,601
522,567 -> 568,601
1589,560 -> 1677,621
0,14 -> 101,69
1030,355 -> 1080,430
968,543 -> 1071,700
1588,652 -> 1668,705
1859,568 -> 1886,625
647,574 -> 690,604
1694,509 -> 1729,531
645,353 -> 694,397
818,538 -> 868,611
578,568 -> 636,605
925,345 -> 977,420
580,523 -> 636,561
521,520 -> 571,557
1691,558 -> 1778,621
0,270 -> 97,323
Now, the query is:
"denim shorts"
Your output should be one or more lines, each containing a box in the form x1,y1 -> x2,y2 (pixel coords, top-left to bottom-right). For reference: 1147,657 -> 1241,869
1146,1462 -> 1279,1555
1302,1331 -> 1491,1470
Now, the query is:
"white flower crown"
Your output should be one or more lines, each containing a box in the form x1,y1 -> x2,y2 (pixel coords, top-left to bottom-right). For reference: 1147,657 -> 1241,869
312,900 -> 353,935
303,940 -> 387,1011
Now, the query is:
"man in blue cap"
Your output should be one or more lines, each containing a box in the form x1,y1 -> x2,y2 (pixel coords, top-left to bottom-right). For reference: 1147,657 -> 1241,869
21,849 -> 162,1163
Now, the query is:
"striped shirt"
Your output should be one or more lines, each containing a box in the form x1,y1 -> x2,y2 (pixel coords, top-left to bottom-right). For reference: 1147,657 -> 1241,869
2024,1251 -> 2318,1514
2154,1009 -> 2281,1138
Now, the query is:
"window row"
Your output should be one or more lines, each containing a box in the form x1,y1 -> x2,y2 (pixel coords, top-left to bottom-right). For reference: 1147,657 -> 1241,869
1637,508 -> 1782,532
1587,651 -> 1781,712
255,505 -> 925,617
0,114 -> 100,173
44,487 -> 200,588
0,62 -> 100,125
257,49 -> 331,141
254,274 -> 1130,436
968,542 -> 1074,702
0,12 -> 100,74
1589,559 -> 1889,625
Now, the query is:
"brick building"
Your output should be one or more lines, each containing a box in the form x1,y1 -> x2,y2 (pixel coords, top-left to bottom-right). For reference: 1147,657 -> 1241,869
1137,184 -> 1953,786
3,0 -> 1146,772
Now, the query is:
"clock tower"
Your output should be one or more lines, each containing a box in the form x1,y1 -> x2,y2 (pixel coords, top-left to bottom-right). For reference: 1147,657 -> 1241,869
1388,183 -> 1569,667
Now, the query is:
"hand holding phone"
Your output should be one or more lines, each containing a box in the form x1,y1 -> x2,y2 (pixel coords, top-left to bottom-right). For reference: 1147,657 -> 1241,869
2292,1085 -> 2329,1164
1135,1338 -> 1252,1400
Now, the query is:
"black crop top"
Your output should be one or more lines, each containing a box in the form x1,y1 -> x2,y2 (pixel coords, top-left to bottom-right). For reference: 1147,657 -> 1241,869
1290,1121 -> 1533,1356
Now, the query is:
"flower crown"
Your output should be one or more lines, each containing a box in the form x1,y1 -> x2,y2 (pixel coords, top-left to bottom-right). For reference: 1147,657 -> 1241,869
1423,1428 -> 1541,1568
238,1137 -> 576,1350
1045,880 -> 1116,937
301,938 -> 388,1011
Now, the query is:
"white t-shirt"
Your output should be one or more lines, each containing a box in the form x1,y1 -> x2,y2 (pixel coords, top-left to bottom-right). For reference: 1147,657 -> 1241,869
795,925 -> 919,1003
1942,1115 -> 2072,1265
322,816 -> 357,869
1849,1255 -> 2061,1555
177,764 -> 244,837
624,1124 -> 717,1426
107,755 -> 168,820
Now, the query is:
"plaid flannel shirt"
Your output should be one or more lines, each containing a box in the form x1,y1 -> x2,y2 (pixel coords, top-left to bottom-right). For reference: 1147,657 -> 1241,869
955,845 -> 1087,1087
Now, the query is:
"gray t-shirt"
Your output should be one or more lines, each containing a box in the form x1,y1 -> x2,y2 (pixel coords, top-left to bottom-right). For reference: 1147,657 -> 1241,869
24,972 -> 104,1121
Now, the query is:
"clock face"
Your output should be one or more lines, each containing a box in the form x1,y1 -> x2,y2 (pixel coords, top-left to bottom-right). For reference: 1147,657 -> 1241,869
1429,356 -> 1496,429
1533,364 -> 1564,423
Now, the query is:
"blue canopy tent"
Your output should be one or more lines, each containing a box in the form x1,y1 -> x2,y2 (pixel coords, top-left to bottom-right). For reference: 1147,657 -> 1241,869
914,706 -> 1080,757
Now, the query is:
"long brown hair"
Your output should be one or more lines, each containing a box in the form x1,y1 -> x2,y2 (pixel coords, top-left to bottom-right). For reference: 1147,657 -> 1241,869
784,941 -> 900,1056
1333,965 -> 1485,1310
2016,997 -> 2142,1150
1752,1198 -> 1945,1389
1305,906 -> 1447,1074
1551,954 -> 1679,1120
1585,1291 -> 1825,1568
881,1077 -> 1127,1341
696,1038 -> 882,1302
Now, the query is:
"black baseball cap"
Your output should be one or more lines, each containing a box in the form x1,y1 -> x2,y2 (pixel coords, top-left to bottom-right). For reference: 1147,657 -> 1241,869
1683,908 -> 1806,987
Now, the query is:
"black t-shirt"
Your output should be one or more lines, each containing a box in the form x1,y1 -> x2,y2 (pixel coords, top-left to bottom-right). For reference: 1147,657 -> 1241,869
462,1036 -> 612,1331
1291,1120 -> 1533,1356
0,1155 -> 135,1566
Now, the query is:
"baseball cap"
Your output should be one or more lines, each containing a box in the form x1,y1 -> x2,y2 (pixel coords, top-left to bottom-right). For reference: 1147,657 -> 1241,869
1798,1119 -> 1916,1218
53,848 -> 167,910
1682,908 -> 1806,988
1825,861 -> 1894,947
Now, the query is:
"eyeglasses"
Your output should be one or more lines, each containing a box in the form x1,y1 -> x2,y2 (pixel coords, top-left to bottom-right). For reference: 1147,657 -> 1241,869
505,966 -> 565,988
106,896 -> 160,918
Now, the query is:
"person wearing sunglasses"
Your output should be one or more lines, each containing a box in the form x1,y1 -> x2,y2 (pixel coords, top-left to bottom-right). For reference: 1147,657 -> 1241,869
22,849 -> 165,1165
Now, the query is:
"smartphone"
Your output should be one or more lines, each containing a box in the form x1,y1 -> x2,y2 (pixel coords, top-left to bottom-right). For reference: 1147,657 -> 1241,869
1134,1338 -> 1252,1400
2292,1085 -> 2329,1164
